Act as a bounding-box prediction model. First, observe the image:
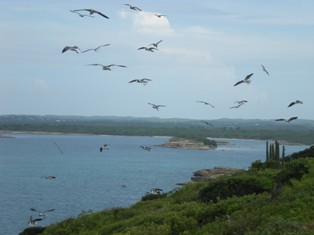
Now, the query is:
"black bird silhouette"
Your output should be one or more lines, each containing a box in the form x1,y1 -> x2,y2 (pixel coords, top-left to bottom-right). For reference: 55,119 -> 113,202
62,46 -> 80,54
140,146 -> 152,151
124,4 -> 142,11
81,44 -> 111,53
234,73 -> 254,86
72,9 -> 109,19
138,46 -> 158,52
196,100 -> 215,108
148,103 -> 166,111
261,65 -> 269,75
275,117 -> 298,123
70,10 -> 95,18
202,121 -> 214,126
154,14 -> 166,18
288,100 -> 303,108
129,78 -> 152,85
100,144 -> 110,152
149,40 -> 163,48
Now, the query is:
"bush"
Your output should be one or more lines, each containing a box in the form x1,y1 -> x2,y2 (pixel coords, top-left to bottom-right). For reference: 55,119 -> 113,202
199,175 -> 273,202
19,227 -> 45,235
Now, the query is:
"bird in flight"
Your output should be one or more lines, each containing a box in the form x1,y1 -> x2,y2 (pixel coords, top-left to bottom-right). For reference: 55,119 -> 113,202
100,144 -> 110,152
275,117 -> 298,123
138,46 -> 158,52
81,44 -> 111,53
149,40 -> 163,48
202,121 -> 214,126
30,208 -> 55,217
129,78 -> 152,85
124,4 -> 142,11
43,175 -> 56,180
86,64 -> 127,71
234,73 -> 254,86
71,9 -> 109,19
148,103 -> 166,111
70,10 -> 95,18
62,46 -> 80,54
154,14 -> 166,18
140,146 -> 152,151
261,65 -> 269,76
196,100 -> 215,108
28,216 -> 43,227
288,100 -> 303,108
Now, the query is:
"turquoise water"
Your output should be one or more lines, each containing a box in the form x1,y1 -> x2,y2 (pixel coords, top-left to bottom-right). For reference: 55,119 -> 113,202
0,133 -> 309,234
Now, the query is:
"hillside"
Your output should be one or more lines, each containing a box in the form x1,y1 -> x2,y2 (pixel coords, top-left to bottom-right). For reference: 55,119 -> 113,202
1,115 -> 314,145
20,147 -> 314,235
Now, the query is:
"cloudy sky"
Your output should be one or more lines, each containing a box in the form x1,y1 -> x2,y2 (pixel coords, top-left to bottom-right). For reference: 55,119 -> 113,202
1,0 -> 314,120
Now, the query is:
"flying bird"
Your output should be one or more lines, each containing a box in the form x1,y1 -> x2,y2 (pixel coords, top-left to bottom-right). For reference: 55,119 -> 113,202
150,188 -> 163,195
86,64 -> 127,71
148,103 -> 166,111
71,9 -> 109,19
154,14 -> 166,18
275,117 -> 298,123
30,208 -> 55,217
140,146 -> 152,151
149,40 -> 163,48
196,100 -> 215,108
129,78 -> 152,85
202,121 -> 213,126
288,100 -> 303,108
261,65 -> 269,75
124,4 -> 142,11
28,216 -> 43,227
138,46 -> 158,52
81,44 -> 111,53
234,73 -> 254,86
62,46 -> 80,54
100,144 -> 110,152
43,175 -> 56,180
70,10 -> 95,18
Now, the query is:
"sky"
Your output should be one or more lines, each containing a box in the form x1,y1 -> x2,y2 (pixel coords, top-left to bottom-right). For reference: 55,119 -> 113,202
1,0 -> 314,121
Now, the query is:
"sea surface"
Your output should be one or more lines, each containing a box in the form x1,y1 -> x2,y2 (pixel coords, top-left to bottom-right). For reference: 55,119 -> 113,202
0,133 -> 309,235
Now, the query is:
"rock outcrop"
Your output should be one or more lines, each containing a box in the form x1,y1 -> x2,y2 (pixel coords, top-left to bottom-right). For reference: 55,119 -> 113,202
191,167 -> 243,182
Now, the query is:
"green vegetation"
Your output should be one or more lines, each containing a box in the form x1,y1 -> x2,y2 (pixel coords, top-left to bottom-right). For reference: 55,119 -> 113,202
20,147 -> 314,235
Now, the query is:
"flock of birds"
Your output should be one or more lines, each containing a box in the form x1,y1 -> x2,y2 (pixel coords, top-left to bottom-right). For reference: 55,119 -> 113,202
28,2 -> 306,228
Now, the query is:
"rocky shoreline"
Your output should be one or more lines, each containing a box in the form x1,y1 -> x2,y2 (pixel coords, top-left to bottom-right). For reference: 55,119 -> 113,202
157,137 -> 216,150
191,167 -> 243,182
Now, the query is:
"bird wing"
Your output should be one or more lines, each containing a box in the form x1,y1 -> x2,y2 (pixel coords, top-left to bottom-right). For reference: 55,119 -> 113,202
141,78 -> 152,82
95,44 -> 111,50
234,80 -> 244,86
129,79 -> 139,83
94,10 -> 109,19
30,208 -> 38,212
156,40 -> 163,45
244,73 -> 254,80
113,64 -> 127,68
138,47 -> 146,50
288,102 -> 295,107
81,48 -> 94,53
275,119 -> 286,122
44,209 -> 55,213
86,64 -> 103,67
62,46 -> 70,53
34,218 -> 43,222
288,117 -> 298,122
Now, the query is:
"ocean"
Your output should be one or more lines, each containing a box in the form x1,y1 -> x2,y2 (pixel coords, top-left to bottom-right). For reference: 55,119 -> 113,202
0,133 -> 309,235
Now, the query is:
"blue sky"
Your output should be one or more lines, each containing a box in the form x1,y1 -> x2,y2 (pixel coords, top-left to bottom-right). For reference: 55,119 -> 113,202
1,0 -> 314,120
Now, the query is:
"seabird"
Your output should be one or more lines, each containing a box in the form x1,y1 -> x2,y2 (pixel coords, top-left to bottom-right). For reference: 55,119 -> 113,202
149,40 -> 163,48
140,146 -> 152,151
86,64 -> 127,71
148,103 -> 166,111
261,65 -> 269,76
100,144 -> 110,152
154,14 -> 166,18
62,46 -> 80,54
70,10 -> 95,18
196,100 -> 215,108
202,121 -> 213,126
81,44 -> 111,53
124,4 -> 142,11
129,78 -> 152,85
288,100 -> 303,108
30,208 -> 55,217
234,73 -> 254,86
28,216 -> 43,227
150,188 -> 163,195
71,9 -> 109,19
275,117 -> 298,123
43,176 -> 56,180
138,46 -> 158,52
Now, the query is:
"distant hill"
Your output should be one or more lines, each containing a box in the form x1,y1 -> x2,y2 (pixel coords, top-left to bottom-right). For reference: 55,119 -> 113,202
1,115 -> 314,145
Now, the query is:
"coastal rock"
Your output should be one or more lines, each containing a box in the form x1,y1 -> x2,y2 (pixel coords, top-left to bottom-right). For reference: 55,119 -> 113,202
158,137 -> 215,150
191,167 -> 243,182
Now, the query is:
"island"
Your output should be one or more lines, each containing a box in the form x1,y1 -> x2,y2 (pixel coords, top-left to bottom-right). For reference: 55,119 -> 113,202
157,137 -> 217,150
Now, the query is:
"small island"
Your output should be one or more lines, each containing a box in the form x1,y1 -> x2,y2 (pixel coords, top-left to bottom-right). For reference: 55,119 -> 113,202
157,137 -> 217,150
